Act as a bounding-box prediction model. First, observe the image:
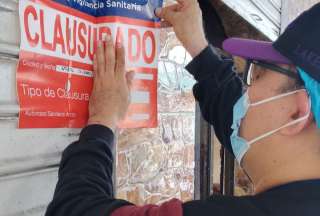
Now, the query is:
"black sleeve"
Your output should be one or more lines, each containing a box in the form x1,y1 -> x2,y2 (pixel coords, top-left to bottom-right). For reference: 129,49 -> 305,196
45,125 -> 133,216
186,45 -> 243,155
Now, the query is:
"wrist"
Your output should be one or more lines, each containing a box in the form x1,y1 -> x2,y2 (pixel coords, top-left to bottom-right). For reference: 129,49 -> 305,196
87,117 -> 117,132
187,38 -> 209,58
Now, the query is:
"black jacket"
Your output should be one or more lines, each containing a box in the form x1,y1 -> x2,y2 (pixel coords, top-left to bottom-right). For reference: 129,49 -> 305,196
45,46 -> 320,216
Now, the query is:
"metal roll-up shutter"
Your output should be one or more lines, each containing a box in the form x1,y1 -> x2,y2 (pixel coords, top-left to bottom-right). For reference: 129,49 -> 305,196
222,0 -> 281,40
0,0 -> 80,215
281,0 -> 320,31
0,168 -> 58,216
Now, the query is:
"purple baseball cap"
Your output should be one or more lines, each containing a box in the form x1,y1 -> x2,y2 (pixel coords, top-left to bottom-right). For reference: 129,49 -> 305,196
222,38 -> 292,65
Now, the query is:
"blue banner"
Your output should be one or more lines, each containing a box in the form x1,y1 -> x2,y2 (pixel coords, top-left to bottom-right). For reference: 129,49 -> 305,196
53,0 -> 163,21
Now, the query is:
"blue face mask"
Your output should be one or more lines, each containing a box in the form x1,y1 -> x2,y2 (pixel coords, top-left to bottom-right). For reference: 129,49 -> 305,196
231,89 -> 310,164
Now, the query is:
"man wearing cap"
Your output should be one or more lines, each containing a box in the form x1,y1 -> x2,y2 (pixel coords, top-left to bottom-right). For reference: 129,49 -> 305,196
45,1 -> 320,216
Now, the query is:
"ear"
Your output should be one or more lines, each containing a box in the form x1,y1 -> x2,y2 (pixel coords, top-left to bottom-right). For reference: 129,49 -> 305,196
280,90 -> 313,135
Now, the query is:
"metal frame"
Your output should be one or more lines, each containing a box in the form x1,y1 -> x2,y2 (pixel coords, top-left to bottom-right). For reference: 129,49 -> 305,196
194,102 -> 235,199
194,103 -> 214,200
221,148 -> 235,195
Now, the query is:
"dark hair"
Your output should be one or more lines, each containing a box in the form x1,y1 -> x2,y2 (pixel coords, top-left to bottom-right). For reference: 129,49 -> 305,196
278,78 -> 302,93
278,66 -> 304,93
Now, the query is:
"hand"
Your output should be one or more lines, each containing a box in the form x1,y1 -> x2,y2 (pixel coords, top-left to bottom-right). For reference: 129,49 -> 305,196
155,0 -> 208,57
88,36 -> 134,131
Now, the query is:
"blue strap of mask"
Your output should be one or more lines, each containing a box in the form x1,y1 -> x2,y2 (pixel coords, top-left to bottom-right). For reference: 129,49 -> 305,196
298,68 -> 320,128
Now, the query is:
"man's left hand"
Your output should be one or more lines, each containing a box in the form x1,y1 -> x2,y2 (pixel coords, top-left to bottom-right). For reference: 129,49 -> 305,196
88,35 -> 134,131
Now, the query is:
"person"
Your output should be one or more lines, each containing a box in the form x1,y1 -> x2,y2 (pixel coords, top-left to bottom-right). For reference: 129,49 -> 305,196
45,1 -> 320,215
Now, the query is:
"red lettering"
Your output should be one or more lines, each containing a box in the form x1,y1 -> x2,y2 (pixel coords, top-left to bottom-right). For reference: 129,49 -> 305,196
23,7 -> 158,64
142,31 -> 156,64
78,22 -> 87,59
40,9 -> 53,51
53,15 -> 66,54
128,29 -> 141,62
66,18 -> 77,56
24,5 -> 39,47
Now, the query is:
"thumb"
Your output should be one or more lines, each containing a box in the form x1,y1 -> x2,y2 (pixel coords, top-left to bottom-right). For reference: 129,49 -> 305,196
155,4 -> 180,23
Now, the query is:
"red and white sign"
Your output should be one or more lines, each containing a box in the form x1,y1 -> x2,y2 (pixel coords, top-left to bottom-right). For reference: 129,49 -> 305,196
17,0 -> 160,128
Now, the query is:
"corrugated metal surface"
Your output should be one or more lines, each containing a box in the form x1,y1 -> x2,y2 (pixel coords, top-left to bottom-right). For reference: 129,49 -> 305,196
0,118 -> 79,176
0,168 -> 57,216
281,0 -> 319,31
0,0 -> 19,56
222,0 -> 282,41
0,0 -> 80,215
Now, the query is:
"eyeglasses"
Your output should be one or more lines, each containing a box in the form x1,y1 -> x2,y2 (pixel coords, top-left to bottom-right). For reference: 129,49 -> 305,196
243,60 -> 304,86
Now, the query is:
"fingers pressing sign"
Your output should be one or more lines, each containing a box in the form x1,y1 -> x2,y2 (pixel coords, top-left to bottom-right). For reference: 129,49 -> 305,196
93,35 -> 126,78
95,40 -> 106,77
154,0 -> 198,23
89,35 -> 132,130
155,4 -> 181,23
154,0 -> 208,57
115,41 -> 126,81
105,35 -> 116,77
